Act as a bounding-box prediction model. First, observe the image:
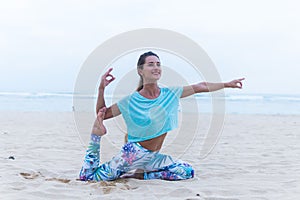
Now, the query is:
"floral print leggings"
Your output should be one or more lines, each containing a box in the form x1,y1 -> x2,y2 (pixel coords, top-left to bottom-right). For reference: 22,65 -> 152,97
79,134 -> 194,181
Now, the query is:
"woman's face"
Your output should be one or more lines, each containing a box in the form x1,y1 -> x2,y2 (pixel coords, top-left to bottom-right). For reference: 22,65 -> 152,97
139,56 -> 162,83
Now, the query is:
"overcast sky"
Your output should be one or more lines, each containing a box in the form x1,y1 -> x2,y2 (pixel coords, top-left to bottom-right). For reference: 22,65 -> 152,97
0,0 -> 299,95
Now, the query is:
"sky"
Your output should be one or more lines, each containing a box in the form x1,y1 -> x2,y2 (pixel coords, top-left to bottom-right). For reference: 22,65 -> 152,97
0,0 -> 299,95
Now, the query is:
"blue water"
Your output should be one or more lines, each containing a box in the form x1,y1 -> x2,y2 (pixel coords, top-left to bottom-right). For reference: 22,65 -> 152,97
0,92 -> 300,115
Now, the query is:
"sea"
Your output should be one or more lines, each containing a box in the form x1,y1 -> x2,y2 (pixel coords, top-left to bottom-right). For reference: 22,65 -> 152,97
0,92 -> 300,115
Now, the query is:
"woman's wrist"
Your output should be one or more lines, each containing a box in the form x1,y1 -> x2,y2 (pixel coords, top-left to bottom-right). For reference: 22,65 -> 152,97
223,82 -> 229,88
98,87 -> 105,92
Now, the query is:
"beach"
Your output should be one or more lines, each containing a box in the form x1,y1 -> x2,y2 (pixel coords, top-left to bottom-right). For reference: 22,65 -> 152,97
0,112 -> 299,200
2,0 -> 300,199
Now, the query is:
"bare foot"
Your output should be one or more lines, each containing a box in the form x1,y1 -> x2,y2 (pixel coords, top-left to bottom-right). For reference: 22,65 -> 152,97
92,107 -> 107,136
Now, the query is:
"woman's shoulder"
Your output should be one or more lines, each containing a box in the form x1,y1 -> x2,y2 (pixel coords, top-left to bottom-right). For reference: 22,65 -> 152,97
161,86 -> 183,92
161,86 -> 183,98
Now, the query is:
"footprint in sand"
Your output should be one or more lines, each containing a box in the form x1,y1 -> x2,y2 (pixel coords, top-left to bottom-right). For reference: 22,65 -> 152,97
45,177 -> 71,183
20,172 -> 71,183
20,172 -> 41,180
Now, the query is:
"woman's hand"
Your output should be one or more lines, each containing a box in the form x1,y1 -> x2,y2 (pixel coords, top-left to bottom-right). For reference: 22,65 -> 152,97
99,68 -> 116,90
225,78 -> 245,89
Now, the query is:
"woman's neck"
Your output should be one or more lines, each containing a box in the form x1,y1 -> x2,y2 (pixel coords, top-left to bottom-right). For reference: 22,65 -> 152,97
139,83 -> 160,99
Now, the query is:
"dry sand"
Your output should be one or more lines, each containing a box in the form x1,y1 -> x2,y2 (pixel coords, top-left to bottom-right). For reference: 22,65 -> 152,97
0,112 -> 299,200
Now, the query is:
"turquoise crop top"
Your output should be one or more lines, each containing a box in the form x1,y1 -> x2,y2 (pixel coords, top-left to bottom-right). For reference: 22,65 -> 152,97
117,87 -> 183,142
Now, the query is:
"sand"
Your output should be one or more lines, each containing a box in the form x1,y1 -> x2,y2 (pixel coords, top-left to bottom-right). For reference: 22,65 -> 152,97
0,112 -> 299,200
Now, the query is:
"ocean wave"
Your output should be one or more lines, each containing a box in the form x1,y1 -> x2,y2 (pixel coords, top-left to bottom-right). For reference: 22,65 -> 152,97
1,92 -> 300,102
0,92 -> 299,114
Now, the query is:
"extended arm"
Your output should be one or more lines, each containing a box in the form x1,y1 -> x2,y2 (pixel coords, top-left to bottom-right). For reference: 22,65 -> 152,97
181,78 -> 245,98
96,68 -> 121,119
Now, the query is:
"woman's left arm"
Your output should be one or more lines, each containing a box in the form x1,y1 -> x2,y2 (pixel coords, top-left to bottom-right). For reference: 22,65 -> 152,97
181,78 -> 245,98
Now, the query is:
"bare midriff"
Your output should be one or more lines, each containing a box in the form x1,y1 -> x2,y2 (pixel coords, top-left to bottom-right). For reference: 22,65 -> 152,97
138,133 -> 167,152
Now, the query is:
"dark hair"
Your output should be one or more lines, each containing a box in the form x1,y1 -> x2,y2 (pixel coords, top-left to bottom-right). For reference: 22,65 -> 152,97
136,51 -> 160,91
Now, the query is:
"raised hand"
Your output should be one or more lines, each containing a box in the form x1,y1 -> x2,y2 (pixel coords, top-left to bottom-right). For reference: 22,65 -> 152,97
99,68 -> 116,90
225,78 -> 245,89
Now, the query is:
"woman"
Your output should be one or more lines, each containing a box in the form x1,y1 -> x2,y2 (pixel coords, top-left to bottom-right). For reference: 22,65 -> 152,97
79,51 -> 244,181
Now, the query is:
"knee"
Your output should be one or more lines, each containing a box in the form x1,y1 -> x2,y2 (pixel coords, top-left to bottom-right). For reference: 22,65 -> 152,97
183,163 -> 194,178
79,168 -> 91,181
176,163 -> 194,179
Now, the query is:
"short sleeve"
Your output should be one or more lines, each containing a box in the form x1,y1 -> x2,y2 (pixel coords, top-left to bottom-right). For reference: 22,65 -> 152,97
117,95 -> 130,115
168,86 -> 183,99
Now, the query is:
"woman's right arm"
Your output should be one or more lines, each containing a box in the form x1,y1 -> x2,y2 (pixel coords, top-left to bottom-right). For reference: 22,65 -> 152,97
96,68 -> 121,119
103,103 -> 121,120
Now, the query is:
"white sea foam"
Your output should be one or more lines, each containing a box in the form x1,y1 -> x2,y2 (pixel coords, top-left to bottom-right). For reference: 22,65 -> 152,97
0,92 -> 299,114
